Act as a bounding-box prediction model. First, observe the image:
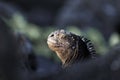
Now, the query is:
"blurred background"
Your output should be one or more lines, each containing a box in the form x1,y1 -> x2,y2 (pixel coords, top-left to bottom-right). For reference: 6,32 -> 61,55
1,0 -> 120,80
0,0 -> 120,67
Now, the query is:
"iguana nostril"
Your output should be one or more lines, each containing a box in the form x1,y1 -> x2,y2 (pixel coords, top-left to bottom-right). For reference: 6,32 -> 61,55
50,34 -> 54,37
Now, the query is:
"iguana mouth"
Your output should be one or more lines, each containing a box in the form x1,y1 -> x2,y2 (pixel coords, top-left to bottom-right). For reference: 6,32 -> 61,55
47,38 -> 57,44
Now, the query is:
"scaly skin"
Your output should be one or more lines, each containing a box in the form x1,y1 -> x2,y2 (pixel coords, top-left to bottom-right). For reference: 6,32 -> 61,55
47,29 -> 96,68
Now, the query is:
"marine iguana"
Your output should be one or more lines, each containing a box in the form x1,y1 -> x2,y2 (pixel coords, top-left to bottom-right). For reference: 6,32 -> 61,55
47,29 -> 97,68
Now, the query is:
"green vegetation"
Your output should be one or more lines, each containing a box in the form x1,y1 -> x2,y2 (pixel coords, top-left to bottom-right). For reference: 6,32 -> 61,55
5,12 -> 120,60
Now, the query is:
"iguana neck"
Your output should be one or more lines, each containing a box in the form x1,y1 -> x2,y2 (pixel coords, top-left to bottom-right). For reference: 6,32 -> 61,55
56,48 -> 80,68
56,50 -> 71,64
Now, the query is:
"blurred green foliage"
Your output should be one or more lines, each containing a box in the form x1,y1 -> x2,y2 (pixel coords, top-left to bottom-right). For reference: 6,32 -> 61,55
109,32 -> 120,47
7,12 -> 56,58
5,12 -> 120,60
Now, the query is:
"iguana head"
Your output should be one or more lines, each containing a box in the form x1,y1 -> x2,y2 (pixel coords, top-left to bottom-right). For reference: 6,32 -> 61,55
47,29 -> 96,68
